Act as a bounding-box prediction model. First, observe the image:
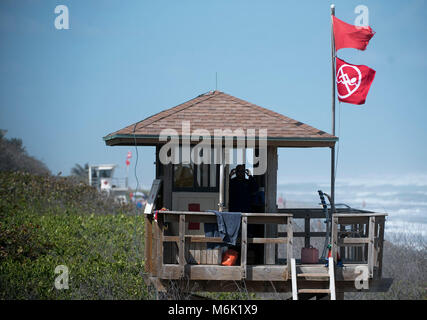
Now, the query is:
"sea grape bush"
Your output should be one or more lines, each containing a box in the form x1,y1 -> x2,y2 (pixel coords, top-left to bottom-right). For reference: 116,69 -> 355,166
0,171 -> 149,299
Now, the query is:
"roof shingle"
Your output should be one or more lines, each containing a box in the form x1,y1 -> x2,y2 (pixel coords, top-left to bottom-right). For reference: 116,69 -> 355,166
104,91 -> 337,147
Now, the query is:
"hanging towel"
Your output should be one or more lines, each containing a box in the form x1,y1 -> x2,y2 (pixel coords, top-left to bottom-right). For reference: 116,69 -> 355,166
206,210 -> 241,246
204,222 -> 222,249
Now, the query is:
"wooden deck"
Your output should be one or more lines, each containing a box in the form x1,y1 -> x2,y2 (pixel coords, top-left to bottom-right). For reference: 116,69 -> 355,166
144,208 -> 391,294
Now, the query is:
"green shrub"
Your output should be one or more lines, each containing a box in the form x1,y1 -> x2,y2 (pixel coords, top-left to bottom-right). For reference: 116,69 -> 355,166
0,172 -> 148,299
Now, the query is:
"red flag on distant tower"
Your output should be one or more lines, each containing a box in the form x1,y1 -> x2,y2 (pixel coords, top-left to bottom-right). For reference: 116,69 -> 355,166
336,57 -> 376,105
332,16 -> 375,51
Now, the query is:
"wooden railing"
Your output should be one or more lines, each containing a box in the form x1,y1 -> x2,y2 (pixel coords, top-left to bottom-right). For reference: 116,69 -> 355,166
278,208 -> 387,279
145,210 -> 293,281
144,209 -> 386,281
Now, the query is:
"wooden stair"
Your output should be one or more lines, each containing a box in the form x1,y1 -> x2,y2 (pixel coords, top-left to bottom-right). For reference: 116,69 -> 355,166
298,289 -> 331,294
291,258 -> 336,300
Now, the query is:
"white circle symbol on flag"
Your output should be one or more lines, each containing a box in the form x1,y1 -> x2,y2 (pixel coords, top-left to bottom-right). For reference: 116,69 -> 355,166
336,64 -> 362,99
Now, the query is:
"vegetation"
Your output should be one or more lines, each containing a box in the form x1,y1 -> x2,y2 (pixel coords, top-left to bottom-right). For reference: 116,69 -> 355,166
70,163 -> 89,183
0,130 -> 50,175
0,132 -> 425,299
0,171 -> 148,299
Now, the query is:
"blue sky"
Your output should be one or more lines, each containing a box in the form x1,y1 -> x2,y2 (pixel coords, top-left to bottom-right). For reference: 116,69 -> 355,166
1,0 -> 426,191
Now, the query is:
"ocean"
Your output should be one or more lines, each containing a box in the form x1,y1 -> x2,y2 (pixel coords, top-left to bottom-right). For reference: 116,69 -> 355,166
277,177 -> 427,242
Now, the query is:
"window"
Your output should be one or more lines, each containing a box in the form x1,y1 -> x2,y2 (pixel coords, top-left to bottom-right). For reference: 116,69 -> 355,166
173,163 -> 219,192
172,146 -> 219,192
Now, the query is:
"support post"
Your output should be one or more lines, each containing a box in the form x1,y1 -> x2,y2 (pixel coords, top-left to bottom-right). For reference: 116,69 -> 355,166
179,214 -> 186,278
331,215 -> 339,261
241,216 -> 248,279
367,216 -> 376,277
287,217 -> 293,275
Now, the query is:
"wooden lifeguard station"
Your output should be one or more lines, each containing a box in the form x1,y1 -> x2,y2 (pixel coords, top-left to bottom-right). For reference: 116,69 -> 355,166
104,91 -> 392,299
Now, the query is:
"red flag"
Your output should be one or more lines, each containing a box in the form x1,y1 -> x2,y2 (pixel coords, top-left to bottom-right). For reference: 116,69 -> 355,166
336,57 -> 376,105
332,16 -> 375,51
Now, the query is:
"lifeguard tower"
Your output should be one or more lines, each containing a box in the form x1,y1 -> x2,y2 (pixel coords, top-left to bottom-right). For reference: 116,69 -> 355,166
104,91 -> 392,299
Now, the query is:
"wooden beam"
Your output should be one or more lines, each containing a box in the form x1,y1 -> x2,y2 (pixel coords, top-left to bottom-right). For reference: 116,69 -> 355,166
367,216 -> 376,277
287,217 -> 293,277
331,215 -> 339,261
155,278 -> 393,293
338,238 -> 370,245
241,216 -> 248,279
144,215 -> 153,274
265,146 -> 278,265
179,214 -> 186,278
377,217 -> 385,278
304,215 -> 310,248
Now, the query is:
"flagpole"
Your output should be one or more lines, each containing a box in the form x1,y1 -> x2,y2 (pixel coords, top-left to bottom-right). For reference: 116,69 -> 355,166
330,5 -> 336,232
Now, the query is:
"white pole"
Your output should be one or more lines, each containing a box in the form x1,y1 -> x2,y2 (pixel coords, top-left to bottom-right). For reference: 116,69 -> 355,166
330,4 -> 336,225
291,258 -> 298,300
329,257 -> 336,300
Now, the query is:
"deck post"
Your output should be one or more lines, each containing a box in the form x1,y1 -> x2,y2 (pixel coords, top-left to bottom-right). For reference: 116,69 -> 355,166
144,215 -> 153,274
377,217 -> 385,278
156,218 -> 164,276
286,217 -> 293,276
241,216 -> 248,279
331,215 -> 339,261
265,146 -> 278,264
179,214 -> 186,278
304,215 -> 310,248
367,216 -> 376,277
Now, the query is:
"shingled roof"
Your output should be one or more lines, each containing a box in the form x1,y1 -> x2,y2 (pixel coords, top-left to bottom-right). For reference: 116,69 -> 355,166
103,91 -> 337,147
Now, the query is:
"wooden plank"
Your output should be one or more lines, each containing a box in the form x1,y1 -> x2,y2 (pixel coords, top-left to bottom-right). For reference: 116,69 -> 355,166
248,237 -> 287,244
246,265 -> 288,281
298,289 -> 330,294
152,218 -> 158,275
367,216 -> 375,277
334,213 -> 387,217
207,245 -> 212,265
338,238 -> 370,245
156,220 -> 164,274
304,216 -> 310,248
297,273 -> 330,278
287,217 -> 293,276
241,216 -> 248,278
144,215 -> 153,273
179,214 -> 186,277
297,264 -> 371,281
157,278 -> 393,293
163,236 -> 179,243
212,248 -> 220,265
160,210 -> 292,217
331,216 -> 339,261
190,236 -> 223,243
194,242 -> 200,264
200,243 -> 207,265
377,218 -> 385,278
294,232 -> 326,238
188,265 -> 242,280
265,146 -> 278,265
